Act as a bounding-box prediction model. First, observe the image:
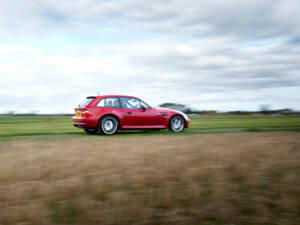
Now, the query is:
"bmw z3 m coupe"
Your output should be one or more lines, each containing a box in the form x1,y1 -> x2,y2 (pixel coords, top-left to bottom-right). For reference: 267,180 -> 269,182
72,95 -> 189,135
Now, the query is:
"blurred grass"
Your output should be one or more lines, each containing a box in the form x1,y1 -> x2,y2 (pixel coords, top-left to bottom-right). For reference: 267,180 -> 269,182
0,115 -> 300,137
189,115 -> 300,129
0,133 -> 299,225
0,115 -> 78,137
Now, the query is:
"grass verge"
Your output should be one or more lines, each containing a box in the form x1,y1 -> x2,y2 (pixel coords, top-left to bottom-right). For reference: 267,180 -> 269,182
0,115 -> 300,137
0,133 -> 299,225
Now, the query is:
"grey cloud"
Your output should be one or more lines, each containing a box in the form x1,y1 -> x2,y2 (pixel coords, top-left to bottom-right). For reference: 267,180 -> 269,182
0,0 -> 300,112
1,0 -> 300,40
124,38 -> 300,95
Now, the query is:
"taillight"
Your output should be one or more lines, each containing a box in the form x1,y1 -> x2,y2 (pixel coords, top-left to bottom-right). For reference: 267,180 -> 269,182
74,108 -> 93,117
82,109 -> 93,116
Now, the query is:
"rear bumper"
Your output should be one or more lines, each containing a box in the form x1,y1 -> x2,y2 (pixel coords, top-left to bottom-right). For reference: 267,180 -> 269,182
72,116 -> 98,129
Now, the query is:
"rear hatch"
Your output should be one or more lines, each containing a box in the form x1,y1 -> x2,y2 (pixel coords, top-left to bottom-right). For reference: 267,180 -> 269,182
74,96 -> 96,117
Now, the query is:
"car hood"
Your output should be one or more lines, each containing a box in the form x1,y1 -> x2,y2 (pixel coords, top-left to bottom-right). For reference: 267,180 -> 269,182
154,107 -> 190,121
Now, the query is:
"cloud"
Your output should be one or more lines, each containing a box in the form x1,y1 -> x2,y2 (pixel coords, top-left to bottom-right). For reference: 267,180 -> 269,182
0,0 -> 299,113
1,0 -> 300,39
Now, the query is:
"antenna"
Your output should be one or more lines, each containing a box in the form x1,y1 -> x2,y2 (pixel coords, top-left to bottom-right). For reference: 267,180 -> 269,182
88,85 -> 101,96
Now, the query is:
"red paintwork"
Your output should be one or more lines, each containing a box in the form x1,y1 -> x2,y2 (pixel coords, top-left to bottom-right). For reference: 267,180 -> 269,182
72,95 -> 189,130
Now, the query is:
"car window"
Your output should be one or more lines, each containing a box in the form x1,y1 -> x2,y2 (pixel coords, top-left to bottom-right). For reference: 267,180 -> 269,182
120,97 -> 142,109
140,101 -> 151,109
80,98 -> 94,106
96,97 -> 121,108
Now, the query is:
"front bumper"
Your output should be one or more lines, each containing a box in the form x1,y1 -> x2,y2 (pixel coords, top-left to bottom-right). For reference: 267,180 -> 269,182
185,120 -> 189,128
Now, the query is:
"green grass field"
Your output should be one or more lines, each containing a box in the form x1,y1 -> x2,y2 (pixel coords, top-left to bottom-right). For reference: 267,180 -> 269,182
0,115 -> 300,137
189,115 -> 300,129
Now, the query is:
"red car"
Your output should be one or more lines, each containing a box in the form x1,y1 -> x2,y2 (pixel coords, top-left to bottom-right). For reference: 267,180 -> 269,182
72,95 -> 189,135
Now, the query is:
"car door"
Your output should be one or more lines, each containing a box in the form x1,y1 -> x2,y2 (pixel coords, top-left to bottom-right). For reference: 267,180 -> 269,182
119,97 -> 144,127
119,97 -> 164,128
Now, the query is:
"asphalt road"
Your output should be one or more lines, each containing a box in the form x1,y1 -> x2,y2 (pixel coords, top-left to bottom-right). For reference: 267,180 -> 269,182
1,127 -> 300,140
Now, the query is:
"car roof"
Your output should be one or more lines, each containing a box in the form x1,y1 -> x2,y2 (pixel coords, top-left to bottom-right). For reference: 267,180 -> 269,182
95,95 -> 140,99
88,95 -> 152,108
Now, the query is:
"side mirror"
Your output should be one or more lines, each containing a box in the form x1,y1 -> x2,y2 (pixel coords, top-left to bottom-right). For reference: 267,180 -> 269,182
141,106 -> 146,112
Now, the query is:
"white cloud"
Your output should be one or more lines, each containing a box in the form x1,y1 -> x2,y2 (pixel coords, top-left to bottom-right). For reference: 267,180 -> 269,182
0,0 -> 299,113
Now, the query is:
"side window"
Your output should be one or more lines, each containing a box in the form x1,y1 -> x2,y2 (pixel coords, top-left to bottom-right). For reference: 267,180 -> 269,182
120,97 -> 141,109
96,98 -> 121,108
140,101 -> 151,109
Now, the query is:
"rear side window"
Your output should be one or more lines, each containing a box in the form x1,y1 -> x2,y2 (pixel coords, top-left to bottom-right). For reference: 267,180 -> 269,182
96,97 -> 121,108
80,98 -> 94,106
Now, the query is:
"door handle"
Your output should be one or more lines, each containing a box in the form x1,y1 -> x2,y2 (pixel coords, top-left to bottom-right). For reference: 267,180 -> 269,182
127,112 -> 132,114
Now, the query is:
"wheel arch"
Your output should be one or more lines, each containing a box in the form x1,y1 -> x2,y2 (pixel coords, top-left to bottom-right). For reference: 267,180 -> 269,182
98,114 -> 121,129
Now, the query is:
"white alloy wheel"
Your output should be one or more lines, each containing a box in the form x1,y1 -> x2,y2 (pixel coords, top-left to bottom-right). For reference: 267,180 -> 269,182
100,116 -> 118,135
170,116 -> 185,132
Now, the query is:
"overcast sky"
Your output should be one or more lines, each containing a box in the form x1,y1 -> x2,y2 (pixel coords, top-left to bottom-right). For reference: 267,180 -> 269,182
0,0 -> 300,113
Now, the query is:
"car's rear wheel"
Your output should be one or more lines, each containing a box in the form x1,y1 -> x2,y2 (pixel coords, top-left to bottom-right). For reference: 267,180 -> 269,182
99,116 -> 118,135
84,128 -> 98,134
169,115 -> 185,132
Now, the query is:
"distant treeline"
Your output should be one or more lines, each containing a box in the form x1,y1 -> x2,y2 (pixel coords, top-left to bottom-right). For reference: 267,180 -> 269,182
1,113 -> 75,116
159,103 -> 299,116
222,109 -> 300,116
1,104 -> 299,116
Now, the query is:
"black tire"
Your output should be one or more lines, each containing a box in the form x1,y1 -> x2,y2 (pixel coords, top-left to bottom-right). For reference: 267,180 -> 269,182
99,116 -> 118,135
84,128 -> 98,134
169,115 -> 185,132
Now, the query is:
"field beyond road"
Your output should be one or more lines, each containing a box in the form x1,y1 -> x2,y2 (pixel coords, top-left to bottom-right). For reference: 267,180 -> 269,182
0,132 -> 299,225
0,115 -> 300,137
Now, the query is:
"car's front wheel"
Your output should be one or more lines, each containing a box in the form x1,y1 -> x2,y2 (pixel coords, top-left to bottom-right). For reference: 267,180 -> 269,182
169,115 -> 185,132
99,116 -> 118,135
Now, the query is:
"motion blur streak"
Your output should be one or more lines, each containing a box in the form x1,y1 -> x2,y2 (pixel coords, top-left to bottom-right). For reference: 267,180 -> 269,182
0,133 -> 299,224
